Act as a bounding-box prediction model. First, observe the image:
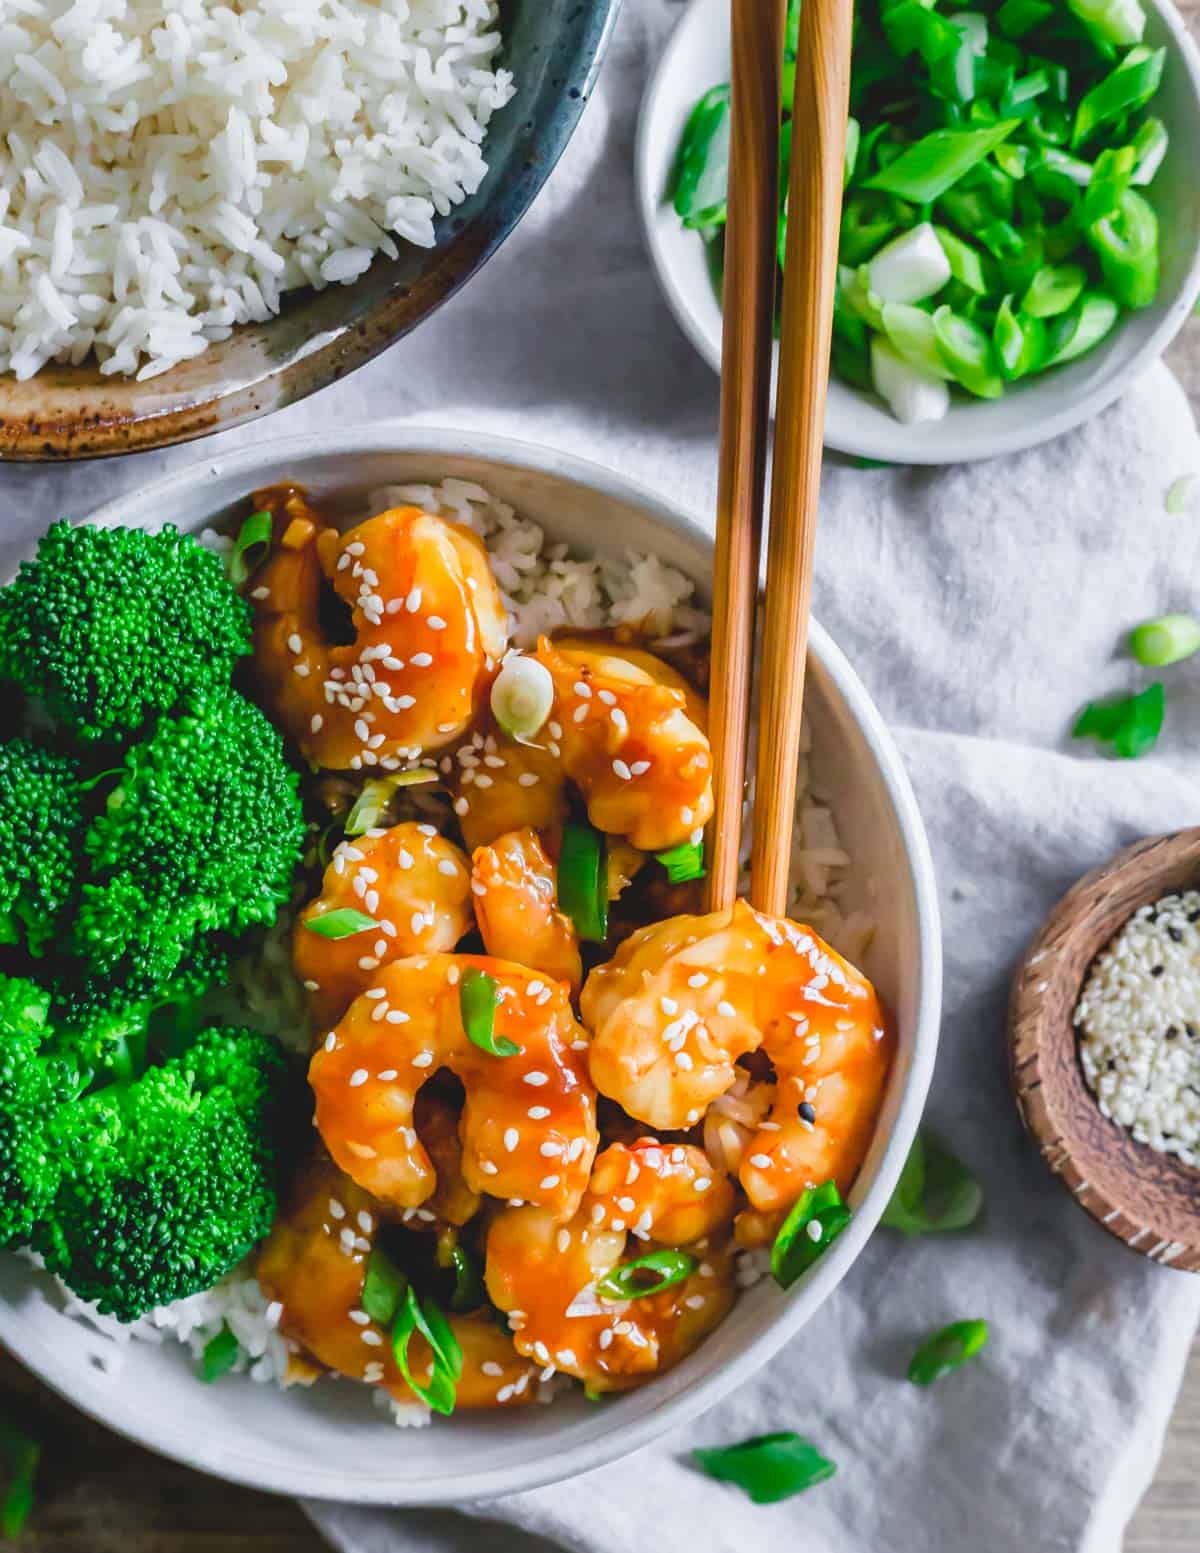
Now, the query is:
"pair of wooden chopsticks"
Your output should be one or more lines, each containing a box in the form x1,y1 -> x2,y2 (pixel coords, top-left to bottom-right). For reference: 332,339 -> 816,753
704,0 -> 855,919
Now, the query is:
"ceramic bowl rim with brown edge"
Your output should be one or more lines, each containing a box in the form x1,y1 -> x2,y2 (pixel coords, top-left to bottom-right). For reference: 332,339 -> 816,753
1010,828 -> 1200,1272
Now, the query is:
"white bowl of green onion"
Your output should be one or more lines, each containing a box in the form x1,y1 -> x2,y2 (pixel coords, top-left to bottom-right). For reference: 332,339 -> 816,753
637,0 -> 1200,464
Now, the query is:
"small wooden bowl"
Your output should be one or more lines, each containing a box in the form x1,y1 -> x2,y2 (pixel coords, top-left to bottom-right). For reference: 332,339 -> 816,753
1010,829 -> 1200,1271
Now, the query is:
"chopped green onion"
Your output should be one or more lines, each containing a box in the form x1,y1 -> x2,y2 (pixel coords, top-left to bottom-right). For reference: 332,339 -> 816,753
692,1433 -> 836,1504
447,1244 -> 485,1312
490,655 -> 555,742
1072,46 -> 1165,148
997,0 -> 1054,39
200,1324 -> 240,1383
667,84 -> 730,230
1042,292 -> 1119,365
865,121 -> 1021,203
304,907 -> 378,939
908,1319 -> 990,1385
881,303 -> 956,380
1128,615 -> 1200,669
1130,116 -> 1169,185
1165,473 -> 1198,515
871,336 -> 951,424
992,296 -> 1043,378
0,1417 -> 39,1541
344,770 -> 438,836
866,221 -> 952,304
770,1180 -> 851,1289
654,840 -> 706,883
932,306 -> 1004,397
1020,262 -> 1086,317
391,1285 -> 462,1416
596,1250 -> 697,1300
362,1247 -> 408,1326
1087,188 -> 1159,307
557,821 -> 608,942
1066,0 -> 1146,46
459,966 -> 520,1057
881,1131 -> 983,1236
843,116 -> 861,187
933,226 -> 990,294
1072,681 -> 1164,758
1080,145 -> 1135,224
229,509 -> 272,587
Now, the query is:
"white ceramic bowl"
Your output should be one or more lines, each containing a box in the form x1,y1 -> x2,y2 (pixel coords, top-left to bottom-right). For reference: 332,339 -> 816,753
636,0 -> 1200,464
0,427 -> 941,1503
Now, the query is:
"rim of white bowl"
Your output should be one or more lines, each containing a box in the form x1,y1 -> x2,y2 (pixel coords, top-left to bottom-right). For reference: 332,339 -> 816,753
1,425 -> 942,1504
635,0 -> 1200,464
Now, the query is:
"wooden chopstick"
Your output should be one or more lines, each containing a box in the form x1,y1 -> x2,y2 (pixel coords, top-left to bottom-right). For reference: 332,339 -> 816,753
704,0 -> 786,913
748,0 -> 854,917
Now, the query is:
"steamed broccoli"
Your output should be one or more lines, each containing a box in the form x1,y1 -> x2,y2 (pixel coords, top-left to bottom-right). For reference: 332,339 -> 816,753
0,740 -> 84,955
0,976 -> 287,1320
72,689 -> 305,995
0,521 -> 252,742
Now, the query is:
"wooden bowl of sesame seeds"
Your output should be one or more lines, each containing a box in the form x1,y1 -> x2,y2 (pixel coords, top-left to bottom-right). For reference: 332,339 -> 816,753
1010,829 -> 1200,1272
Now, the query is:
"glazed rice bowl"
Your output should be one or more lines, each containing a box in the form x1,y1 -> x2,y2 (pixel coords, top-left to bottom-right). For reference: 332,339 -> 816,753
0,428 -> 940,1501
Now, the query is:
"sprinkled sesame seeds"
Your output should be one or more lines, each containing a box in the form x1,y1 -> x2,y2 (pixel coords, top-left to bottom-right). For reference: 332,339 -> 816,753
749,1153 -> 772,1169
361,1330 -> 384,1347
540,1174 -> 561,1190
528,1105 -> 550,1119
523,1071 -> 549,1087
412,1051 -> 434,1069
504,1127 -> 519,1152
612,758 -> 632,781
427,615 -> 447,631
348,1069 -> 368,1087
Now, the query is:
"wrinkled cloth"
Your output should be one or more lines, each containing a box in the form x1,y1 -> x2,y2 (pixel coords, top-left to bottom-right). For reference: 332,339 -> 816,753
3,3 -> 1199,1550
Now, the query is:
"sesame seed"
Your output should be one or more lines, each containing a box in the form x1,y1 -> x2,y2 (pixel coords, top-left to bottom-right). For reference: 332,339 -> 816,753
479,1160 -> 499,1176
405,587 -> 422,612
556,1229 -> 571,1253
612,759 -> 632,781
504,1127 -> 519,1152
310,714 -> 323,733
540,1140 -> 562,1157
749,1153 -> 772,1169
574,681 -> 591,698
806,1219 -> 824,1243
357,956 -> 380,971
427,615 -> 447,631
378,1069 -> 398,1081
329,1199 -> 345,1219
385,1010 -> 409,1025
412,1052 -> 434,1069
348,1069 -> 368,1087
349,1310 -> 370,1326
598,1329 -> 614,1350
523,1071 -> 549,1087
528,1105 -> 550,1119
361,1330 -> 384,1346
630,760 -> 650,776
539,1175 -> 561,1190
324,1031 -> 337,1052
693,1177 -> 712,1193
287,632 -> 303,654
685,1294 -> 706,1310
481,1361 -> 503,1377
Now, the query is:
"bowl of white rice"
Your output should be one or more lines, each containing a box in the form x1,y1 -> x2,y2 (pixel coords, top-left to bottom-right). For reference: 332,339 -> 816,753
0,424 -> 941,1502
0,0 -> 618,460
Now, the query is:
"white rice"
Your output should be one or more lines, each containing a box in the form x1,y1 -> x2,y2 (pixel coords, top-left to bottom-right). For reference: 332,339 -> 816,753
0,0 -> 515,381
16,478 -> 870,1413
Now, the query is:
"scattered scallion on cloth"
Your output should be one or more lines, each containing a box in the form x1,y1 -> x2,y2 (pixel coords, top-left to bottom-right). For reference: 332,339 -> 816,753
0,1416 -> 39,1541
1129,615 -> 1200,669
881,1130 -> 983,1235
200,1324 -> 240,1383
596,1250 -> 697,1300
1165,472 -> 1198,515
304,907 -> 379,939
459,966 -> 520,1057
557,821 -> 608,942
391,1285 -> 463,1416
770,1180 -> 851,1288
1072,680 -> 1164,757
669,0 -> 1169,422
908,1318 -> 990,1384
654,839 -> 706,883
228,508 -> 272,586
691,1433 -> 837,1503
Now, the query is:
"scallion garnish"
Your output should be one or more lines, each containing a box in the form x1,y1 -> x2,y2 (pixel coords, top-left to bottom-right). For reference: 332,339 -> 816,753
654,840 -> 706,884
459,966 -> 520,1057
557,821 -> 608,942
596,1250 -> 697,1301
229,508 -> 272,586
1129,615 -> 1200,669
490,655 -> 555,742
0,1416 -> 39,1540
344,770 -> 438,837
1072,681 -> 1164,758
362,1246 -> 408,1326
200,1324 -> 240,1383
304,907 -> 379,939
907,1318 -> 990,1384
691,1432 -> 836,1503
391,1285 -> 463,1416
1165,473 -> 1198,516
880,1131 -> 983,1236
447,1244 -> 485,1312
769,1180 -> 851,1289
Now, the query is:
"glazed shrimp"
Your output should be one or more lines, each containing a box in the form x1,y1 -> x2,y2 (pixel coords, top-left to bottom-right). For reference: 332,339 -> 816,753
581,904 -> 766,1131
257,1154 -> 539,1409
485,1140 -> 736,1392
471,828 -> 581,992
444,638 -> 712,854
583,901 -> 891,1218
249,490 -> 508,771
533,637 -> 713,852
413,1089 -> 481,1228
309,954 -> 599,1222
295,822 -> 473,1026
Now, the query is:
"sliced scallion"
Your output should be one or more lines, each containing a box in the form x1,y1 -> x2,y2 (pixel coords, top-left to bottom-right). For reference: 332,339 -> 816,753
362,1247 -> 408,1326
881,1131 -> 983,1235
1165,473 -> 1198,516
490,655 -> 555,743
459,966 -> 520,1057
344,769 -> 438,837
1128,615 -> 1200,668
1072,681 -> 1164,758
229,508 -> 272,586
0,1416 -> 39,1540
908,1318 -> 990,1384
200,1324 -> 240,1383
865,120 -> 1021,203
304,907 -> 378,939
770,1180 -> 851,1289
596,1250 -> 697,1301
654,840 -> 706,884
391,1285 -> 462,1416
557,821 -> 608,942
691,1433 -> 836,1504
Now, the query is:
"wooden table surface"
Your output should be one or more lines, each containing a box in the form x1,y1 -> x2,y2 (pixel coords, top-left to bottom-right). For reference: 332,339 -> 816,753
3,28 -> 1200,1545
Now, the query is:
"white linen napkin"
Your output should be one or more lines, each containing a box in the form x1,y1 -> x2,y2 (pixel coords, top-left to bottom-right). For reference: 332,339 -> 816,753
3,3 -> 1200,1549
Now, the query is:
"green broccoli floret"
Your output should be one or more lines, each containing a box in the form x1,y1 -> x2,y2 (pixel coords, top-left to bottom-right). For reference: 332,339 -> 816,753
0,740 -> 84,955
72,689 -> 304,994
0,521 -> 251,742
36,1026 -> 286,1320
0,976 -> 287,1320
